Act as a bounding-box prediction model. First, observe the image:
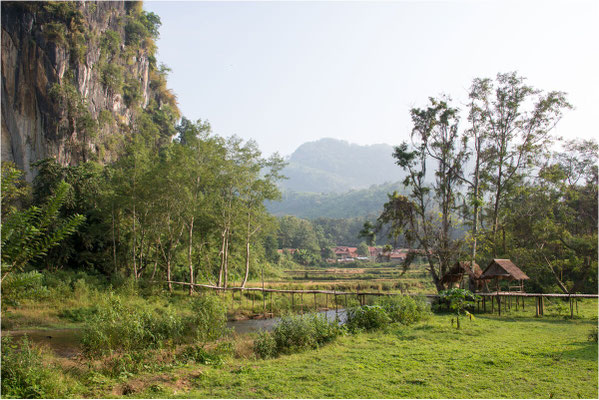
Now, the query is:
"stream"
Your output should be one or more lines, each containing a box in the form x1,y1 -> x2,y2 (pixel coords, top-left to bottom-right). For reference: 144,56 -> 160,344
2,308 -> 348,359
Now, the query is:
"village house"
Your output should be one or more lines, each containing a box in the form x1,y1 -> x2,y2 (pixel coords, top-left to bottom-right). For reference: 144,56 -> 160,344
333,246 -> 358,262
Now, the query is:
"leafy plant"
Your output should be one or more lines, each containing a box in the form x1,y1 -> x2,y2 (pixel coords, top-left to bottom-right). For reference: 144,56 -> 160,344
1,336 -> 72,398
375,295 -> 430,326
255,313 -> 343,358
186,295 -> 228,344
80,295 -> 185,356
1,164 -> 85,282
58,305 -> 98,322
438,288 -> 480,329
254,331 -> 277,359
1,271 -> 49,308
346,305 -> 391,332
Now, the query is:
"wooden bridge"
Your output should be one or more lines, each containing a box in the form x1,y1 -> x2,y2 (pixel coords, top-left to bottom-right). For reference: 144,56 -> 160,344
166,280 -> 598,319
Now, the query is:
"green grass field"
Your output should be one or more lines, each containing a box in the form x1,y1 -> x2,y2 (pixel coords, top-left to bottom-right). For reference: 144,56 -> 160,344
2,271 -> 597,399
106,301 -> 598,399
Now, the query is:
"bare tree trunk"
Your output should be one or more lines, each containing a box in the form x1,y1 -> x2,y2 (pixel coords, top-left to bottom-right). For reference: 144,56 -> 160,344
470,155 -> 480,272
133,202 -> 137,279
241,213 -> 251,288
491,151 -> 505,258
112,203 -> 117,274
218,229 -> 226,287
223,233 -> 229,288
188,218 -> 194,295
151,260 -> 158,280
166,259 -> 172,292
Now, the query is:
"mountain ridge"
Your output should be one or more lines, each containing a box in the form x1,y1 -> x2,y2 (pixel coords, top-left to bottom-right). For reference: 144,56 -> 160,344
279,138 -> 405,194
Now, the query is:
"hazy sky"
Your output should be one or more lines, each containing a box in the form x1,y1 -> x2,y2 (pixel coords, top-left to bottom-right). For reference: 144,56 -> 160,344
144,0 -> 598,157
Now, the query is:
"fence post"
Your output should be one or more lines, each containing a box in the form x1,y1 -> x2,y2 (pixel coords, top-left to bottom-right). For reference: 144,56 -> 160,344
570,296 -> 573,319
540,296 -> 544,316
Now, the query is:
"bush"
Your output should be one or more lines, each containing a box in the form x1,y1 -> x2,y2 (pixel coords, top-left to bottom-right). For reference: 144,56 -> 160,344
186,294 -> 228,343
179,344 -> 224,366
255,313 -> 343,358
346,305 -> 391,332
254,331 -> 277,359
58,305 -> 98,322
375,295 -> 430,326
81,295 -> 184,357
101,64 -> 123,93
1,336 -> 71,398
1,271 -> 49,307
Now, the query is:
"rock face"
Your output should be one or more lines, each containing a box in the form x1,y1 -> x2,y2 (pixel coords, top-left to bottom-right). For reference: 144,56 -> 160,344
1,1 -> 154,180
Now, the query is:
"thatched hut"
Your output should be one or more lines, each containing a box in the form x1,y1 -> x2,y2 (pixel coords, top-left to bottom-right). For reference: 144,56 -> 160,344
479,259 -> 529,292
441,261 -> 486,292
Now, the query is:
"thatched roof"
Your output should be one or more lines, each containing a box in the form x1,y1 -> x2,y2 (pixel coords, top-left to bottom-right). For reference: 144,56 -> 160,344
479,259 -> 529,281
440,261 -> 483,284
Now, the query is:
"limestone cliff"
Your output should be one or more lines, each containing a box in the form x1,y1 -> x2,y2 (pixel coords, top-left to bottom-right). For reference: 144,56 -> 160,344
1,1 -> 175,179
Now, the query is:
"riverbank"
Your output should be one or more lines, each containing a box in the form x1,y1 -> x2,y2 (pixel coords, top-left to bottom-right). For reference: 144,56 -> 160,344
98,303 -> 598,398
3,298 -> 597,398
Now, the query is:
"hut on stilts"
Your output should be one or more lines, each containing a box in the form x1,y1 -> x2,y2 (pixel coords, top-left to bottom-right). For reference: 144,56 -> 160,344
479,259 -> 529,293
441,261 -> 487,292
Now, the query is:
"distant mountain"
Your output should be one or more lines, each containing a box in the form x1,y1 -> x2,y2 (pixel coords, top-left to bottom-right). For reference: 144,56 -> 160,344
267,181 -> 408,219
279,138 -> 405,194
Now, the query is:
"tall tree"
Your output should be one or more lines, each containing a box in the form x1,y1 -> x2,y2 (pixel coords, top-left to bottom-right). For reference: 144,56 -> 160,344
473,72 -> 572,256
1,163 -> 84,282
390,97 -> 468,291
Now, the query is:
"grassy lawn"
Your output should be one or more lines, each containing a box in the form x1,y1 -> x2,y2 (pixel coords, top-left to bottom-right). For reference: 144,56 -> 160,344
120,301 -> 597,399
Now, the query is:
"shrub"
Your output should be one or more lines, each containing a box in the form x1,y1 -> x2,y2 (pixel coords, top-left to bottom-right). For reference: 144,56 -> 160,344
101,64 -> 123,93
375,295 -> 430,326
180,344 -> 223,365
186,294 -> 228,343
123,77 -> 142,107
1,271 -> 49,308
438,288 -> 479,329
256,313 -> 343,358
58,305 -> 98,322
346,305 -> 391,332
100,30 -> 121,57
1,336 -> 71,398
80,295 -> 184,357
254,331 -> 277,359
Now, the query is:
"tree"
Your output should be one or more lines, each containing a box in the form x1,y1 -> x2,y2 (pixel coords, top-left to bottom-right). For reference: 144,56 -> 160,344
500,139 -> 597,293
473,72 -> 572,256
1,163 -> 84,282
389,97 -> 468,291
357,242 -> 370,257
438,288 -> 479,329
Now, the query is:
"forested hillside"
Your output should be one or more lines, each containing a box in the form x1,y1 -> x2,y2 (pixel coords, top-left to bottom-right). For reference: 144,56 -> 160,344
267,181 -> 408,218
280,138 -> 405,193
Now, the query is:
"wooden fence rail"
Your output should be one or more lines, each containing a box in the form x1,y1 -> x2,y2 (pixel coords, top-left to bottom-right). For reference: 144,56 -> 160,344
165,281 -> 597,300
164,280 -> 598,319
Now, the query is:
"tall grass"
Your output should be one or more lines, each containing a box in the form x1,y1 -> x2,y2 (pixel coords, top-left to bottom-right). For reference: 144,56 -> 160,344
1,336 -> 78,398
254,313 -> 344,358
80,293 -> 227,357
